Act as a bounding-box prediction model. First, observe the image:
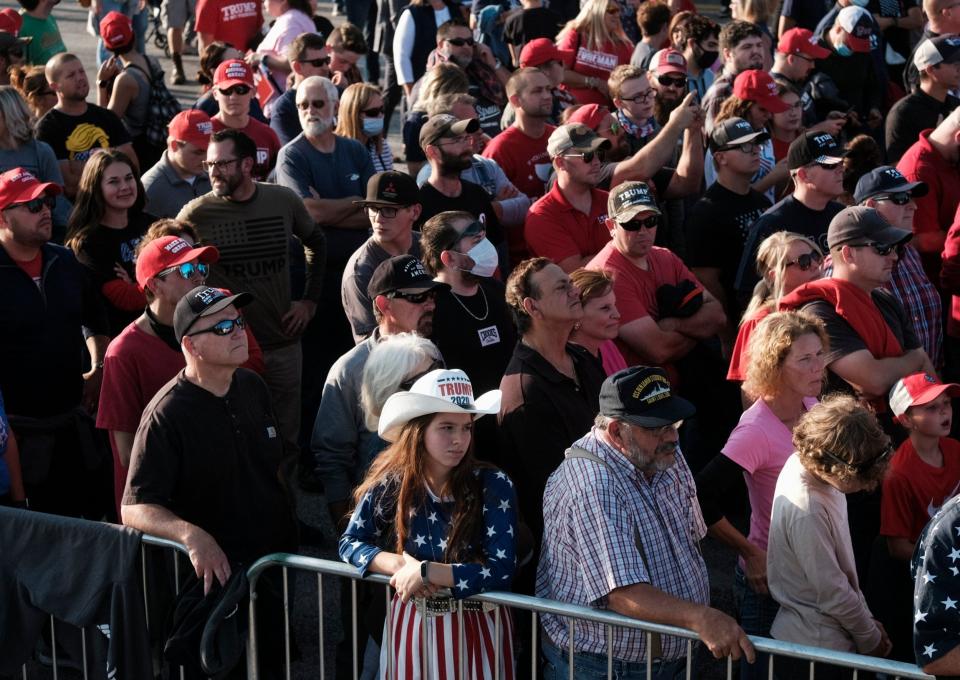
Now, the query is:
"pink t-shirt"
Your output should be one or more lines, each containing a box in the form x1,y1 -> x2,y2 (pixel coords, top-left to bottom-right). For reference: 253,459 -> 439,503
256,9 -> 315,94
599,338 -> 628,376
722,396 -> 819,558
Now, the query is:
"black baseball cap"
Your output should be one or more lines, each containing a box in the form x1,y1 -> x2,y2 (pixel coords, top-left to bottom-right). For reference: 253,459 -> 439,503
173,286 -> 254,342
367,255 -> 450,299
419,114 -> 480,148
599,366 -> 696,427
853,166 -> 928,204
708,117 -> 769,152
354,171 -> 420,208
826,206 -> 913,250
787,131 -> 846,170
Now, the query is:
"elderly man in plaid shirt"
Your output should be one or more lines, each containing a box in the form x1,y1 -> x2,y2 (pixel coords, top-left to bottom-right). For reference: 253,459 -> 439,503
536,366 -> 754,679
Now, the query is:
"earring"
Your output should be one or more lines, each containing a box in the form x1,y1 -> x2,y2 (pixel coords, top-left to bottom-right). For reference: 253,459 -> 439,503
573,322 -> 582,331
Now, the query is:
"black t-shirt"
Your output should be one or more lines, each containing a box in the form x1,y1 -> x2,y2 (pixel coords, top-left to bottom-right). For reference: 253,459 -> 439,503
736,196 -> 844,297
685,182 -> 771,314
781,0 -> 832,30
123,369 -> 297,563
471,89 -> 504,140
503,7 -> 563,47
417,179 -> 505,246
867,0 -> 920,61
36,105 -> 132,162
885,89 -> 960,163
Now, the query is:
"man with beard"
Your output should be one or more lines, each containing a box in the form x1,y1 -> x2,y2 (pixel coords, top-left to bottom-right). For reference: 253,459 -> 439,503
676,14 -> 720,100
416,114 -> 506,270
648,48 -> 690,127
269,33 -> 332,145
177,129 -> 327,477
701,21 -> 765,133
537,366 -> 753,676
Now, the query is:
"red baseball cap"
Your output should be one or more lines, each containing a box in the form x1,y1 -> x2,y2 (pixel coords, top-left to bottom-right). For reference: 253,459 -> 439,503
567,103 -> 609,131
214,59 -> 254,88
168,109 -> 214,150
519,38 -> 574,69
777,28 -> 831,59
135,236 -> 220,289
836,6 -> 874,54
889,372 -> 960,416
99,11 -> 134,51
733,69 -> 790,113
0,9 -> 23,36
649,48 -> 687,75
0,167 -> 61,211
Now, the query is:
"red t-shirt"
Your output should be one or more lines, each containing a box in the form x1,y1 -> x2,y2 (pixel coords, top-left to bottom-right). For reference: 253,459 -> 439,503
13,252 -> 42,285
526,183 -> 610,264
195,0 -> 263,51
881,436 -> 960,542
587,243 -> 699,365
482,124 -> 555,201
556,30 -> 633,106
211,116 -> 280,182
727,307 -> 771,381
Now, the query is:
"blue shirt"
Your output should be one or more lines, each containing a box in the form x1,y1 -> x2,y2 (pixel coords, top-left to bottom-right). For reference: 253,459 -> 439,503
276,134 -> 374,206
270,88 -> 301,146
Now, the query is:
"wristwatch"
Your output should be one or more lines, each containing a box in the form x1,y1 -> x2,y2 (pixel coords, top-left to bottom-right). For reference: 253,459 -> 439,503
420,560 -> 431,585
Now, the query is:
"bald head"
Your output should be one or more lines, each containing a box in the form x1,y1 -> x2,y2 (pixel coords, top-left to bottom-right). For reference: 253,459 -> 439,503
45,52 -> 80,83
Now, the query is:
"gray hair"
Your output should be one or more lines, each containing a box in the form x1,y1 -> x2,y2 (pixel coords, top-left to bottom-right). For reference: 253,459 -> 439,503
361,333 -> 444,432
594,413 -> 615,431
0,86 -> 35,147
298,75 -> 339,105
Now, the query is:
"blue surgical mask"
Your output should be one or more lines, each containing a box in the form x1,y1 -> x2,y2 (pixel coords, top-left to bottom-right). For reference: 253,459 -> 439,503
849,0 -> 869,7
461,238 -> 498,277
834,39 -> 853,57
363,117 -> 384,136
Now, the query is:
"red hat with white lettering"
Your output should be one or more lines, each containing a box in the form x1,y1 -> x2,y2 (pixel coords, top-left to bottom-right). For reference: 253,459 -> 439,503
889,372 -> 960,416
733,69 -> 789,113
0,167 -> 61,211
99,11 -> 134,51
168,109 -> 214,150
214,59 -> 254,88
777,28 -> 831,59
135,235 -> 220,289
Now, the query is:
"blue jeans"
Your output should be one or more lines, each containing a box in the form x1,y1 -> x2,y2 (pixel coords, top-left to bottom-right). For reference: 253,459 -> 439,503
542,637 -> 687,680
734,565 -> 780,680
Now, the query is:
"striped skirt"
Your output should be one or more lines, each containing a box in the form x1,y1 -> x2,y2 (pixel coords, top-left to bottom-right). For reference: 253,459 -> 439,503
378,595 -> 515,680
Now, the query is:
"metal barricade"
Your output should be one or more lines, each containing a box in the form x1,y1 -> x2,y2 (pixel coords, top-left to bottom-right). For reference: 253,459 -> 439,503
245,552 -> 935,680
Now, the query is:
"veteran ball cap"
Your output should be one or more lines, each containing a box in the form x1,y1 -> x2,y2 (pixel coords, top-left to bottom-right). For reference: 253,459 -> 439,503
853,165 -> 928,204
914,34 -> 960,70
419,114 -> 480,148
600,366 -> 696,427
889,372 -> 960,416
608,181 -> 661,223
367,255 -> 450,299
787,130 -> 846,170
355,171 -> 420,208
827,205 -> 913,250
708,117 -> 769,152
547,123 -> 612,158
173,286 -> 253,342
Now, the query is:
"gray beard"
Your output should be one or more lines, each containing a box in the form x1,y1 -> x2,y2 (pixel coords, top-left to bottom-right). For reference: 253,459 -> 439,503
303,117 -> 334,136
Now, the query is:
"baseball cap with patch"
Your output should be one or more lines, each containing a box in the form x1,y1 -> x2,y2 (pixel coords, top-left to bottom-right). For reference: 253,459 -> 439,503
599,366 -> 696,427
836,6 -> 874,53
826,205 -> 913,249
99,11 -> 134,51
419,114 -> 480,148
135,236 -> 220,290
787,130 -> 846,170
649,48 -> 687,75
355,171 -> 420,208
0,167 -> 61,211
853,166 -> 928,204
608,181 -> 661,223
913,34 -> 960,71
547,123 -> 612,158
777,27 -> 831,59
173,286 -> 254,342
708,117 -> 769,152
519,38 -> 574,68
889,372 -> 960,416
168,109 -> 214,150
214,59 -> 254,88
367,255 -> 450,299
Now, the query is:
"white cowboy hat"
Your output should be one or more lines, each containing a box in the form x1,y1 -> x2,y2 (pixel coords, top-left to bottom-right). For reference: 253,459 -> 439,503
378,368 -> 501,442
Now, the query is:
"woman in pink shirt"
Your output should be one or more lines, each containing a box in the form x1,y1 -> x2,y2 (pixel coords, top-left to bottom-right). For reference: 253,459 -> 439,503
569,268 -> 628,376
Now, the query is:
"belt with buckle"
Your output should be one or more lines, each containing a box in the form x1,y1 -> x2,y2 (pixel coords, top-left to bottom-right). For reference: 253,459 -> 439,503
415,596 -> 496,617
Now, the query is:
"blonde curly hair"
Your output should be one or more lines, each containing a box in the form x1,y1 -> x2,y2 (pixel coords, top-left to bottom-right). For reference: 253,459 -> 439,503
743,310 -> 828,400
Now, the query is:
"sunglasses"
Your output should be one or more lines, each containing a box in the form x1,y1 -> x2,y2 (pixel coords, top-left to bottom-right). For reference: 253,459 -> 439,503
387,290 -> 436,304
820,445 -> 893,473
849,241 -> 905,257
362,106 -> 385,117
620,90 -> 656,104
297,56 -> 331,67
784,250 -> 823,271
657,74 -> 687,88
620,214 -> 660,230
187,315 -> 246,337
875,192 -> 912,206
157,261 -> 209,280
218,85 -> 251,96
399,358 -> 446,391
5,195 -> 56,213
563,150 -> 604,163
718,142 -> 759,154
460,220 -> 486,238
201,157 -> 240,171
297,98 -> 327,111
446,37 -> 475,47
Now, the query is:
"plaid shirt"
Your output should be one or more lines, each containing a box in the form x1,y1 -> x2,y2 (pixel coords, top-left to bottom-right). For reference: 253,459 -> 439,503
888,244 -> 943,369
536,429 -> 709,662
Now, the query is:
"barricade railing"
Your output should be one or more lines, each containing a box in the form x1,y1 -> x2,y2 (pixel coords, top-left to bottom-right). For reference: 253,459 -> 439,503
245,551 -> 936,680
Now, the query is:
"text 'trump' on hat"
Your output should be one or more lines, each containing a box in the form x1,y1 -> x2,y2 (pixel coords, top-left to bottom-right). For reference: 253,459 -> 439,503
608,181 -> 661,223
135,236 -> 220,290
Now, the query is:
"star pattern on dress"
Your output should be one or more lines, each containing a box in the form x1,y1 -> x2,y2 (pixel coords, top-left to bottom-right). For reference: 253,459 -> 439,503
954,525 -> 960,537
498,499 -> 510,512
456,579 -> 469,591
943,596 -> 957,610
414,534 -> 426,547
359,554 -> 368,564
427,512 -> 438,523
437,537 -> 448,551
495,471 -> 506,480
353,517 -> 366,529
916,610 -> 928,623
480,567 -> 491,579
951,566 -> 959,576
924,643 -> 938,658
487,525 -> 496,537
949,548 -> 960,563
924,572 -> 937,584
495,548 -> 506,559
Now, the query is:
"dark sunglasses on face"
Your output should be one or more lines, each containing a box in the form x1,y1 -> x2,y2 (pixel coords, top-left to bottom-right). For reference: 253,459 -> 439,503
157,261 -> 209,280
398,358 -> 446,391
820,445 -> 893,473
5,195 -> 56,213
875,192 -> 912,206
297,56 -> 331,67
657,74 -> 687,88
187,315 -> 246,337
297,98 -> 326,111
785,250 -> 823,271
446,37 -> 475,47
460,220 -> 486,238
620,214 -> 660,230
362,106 -> 385,117
387,290 -> 436,304
849,241 -> 905,257
218,85 -> 251,96
563,150 -> 604,163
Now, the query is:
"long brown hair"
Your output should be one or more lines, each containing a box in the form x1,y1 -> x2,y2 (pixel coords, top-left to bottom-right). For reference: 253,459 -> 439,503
66,149 -> 145,253
352,413 -> 489,562
335,82 -> 384,153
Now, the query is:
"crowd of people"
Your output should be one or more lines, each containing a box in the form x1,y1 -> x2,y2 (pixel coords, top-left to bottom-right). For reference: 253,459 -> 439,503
6,0 -> 960,675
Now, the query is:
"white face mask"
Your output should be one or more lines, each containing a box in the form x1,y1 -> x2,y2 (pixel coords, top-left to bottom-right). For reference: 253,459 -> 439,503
460,237 -> 498,277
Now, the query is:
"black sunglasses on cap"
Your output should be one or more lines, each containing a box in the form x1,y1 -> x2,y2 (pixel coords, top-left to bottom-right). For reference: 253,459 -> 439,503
187,315 -> 246,337
5,195 -> 56,213
784,250 -> 823,271
619,214 -> 660,230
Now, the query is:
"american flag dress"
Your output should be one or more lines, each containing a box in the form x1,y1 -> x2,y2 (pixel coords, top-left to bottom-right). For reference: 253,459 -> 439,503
340,467 -> 519,680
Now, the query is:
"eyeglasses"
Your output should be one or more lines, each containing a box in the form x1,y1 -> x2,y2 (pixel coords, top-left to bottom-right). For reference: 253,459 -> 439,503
156,261 -> 209,280
620,214 -> 660,230
436,134 -> 470,146
562,150 -> 604,163
398,358 -> 446,391
362,106 -> 385,117
387,290 -> 437,304
718,142 -> 759,154
820,445 -> 893,473
849,241 -> 905,257
620,90 -> 656,104
874,192 -> 912,206
187,315 -> 246,337
368,205 -> 407,218
446,37 -> 475,47
656,74 -> 687,88
218,85 -> 251,97
297,56 -> 331,68
297,98 -> 327,111
641,420 -> 683,438
4,195 -> 56,213
201,158 -> 241,171
784,250 -> 823,271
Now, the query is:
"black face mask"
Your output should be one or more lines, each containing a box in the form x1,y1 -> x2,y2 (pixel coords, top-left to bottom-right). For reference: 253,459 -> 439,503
694,44 -> 719,70
145,306 -> 181,352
